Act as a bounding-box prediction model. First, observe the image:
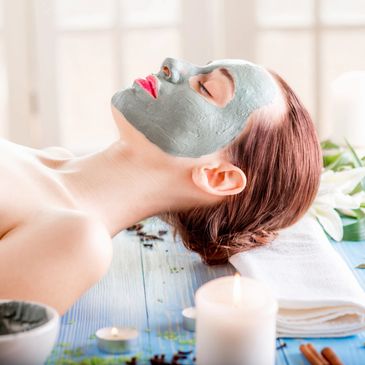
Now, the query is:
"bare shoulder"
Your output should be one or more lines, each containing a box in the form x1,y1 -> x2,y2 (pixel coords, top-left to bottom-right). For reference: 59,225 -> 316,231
48,209 -> 110,236
41,146 -> 75,158
40,209 -> 111,244
0,208 -> 113,314
2,208 -> 112,249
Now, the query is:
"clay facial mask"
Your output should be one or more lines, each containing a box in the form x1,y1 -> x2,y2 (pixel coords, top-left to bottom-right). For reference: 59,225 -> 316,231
112,58 -> 279,157
0,301 -> 48,335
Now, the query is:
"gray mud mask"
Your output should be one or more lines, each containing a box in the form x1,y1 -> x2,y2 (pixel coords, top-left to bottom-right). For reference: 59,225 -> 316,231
111,58 -> 278,157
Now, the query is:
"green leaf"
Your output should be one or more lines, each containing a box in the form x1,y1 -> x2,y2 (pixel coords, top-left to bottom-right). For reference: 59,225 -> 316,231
321,139 -> 341,150
345,138 -> 365,191
338,209 -> 359,218
352,209 -> 365,219
345,138 -> 364,167
343,216 -> 365,241
350,182 -> 364,195
326,152 -> 354,171
323,153 -> 342,167
63,347 -> 84,357
336,164 -> 356,172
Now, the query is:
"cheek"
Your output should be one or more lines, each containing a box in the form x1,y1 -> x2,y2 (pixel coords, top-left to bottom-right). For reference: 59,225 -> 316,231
205,81 -> 223,102
188,75 -> 199,93
205,80 -> 234,107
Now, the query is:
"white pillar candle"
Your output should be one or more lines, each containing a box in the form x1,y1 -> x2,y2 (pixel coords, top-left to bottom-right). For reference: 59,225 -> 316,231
330,71 -> 365,147
195,274 -> 278,365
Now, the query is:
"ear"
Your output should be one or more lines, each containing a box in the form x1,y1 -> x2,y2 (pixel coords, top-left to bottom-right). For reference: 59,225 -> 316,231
191,162 -> 247,196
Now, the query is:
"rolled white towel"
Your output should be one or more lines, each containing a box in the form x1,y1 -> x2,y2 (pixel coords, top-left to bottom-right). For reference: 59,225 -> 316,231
229,215 -> 365,337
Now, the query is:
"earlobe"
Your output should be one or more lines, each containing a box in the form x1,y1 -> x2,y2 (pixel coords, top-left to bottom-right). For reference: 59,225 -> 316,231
192,163 -> 246,197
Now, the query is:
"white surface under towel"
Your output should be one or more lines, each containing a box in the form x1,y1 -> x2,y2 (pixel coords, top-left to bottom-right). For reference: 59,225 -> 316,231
229,214 -> 365,338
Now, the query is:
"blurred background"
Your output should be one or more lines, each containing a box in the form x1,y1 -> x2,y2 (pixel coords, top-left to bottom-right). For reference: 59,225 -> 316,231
0,0 -> 364,155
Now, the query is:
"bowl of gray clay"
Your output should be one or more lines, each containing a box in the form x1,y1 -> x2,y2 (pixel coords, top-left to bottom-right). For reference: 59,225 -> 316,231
0,299 -> 60,365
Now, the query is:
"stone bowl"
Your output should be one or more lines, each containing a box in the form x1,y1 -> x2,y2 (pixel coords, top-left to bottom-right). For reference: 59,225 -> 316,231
0,299 -> 60,365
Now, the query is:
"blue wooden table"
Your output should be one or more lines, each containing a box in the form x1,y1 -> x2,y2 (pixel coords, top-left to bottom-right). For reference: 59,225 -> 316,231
45,217 -> 365,365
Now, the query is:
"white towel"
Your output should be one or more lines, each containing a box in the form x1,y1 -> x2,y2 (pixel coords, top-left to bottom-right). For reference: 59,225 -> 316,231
229,215 -> 365,338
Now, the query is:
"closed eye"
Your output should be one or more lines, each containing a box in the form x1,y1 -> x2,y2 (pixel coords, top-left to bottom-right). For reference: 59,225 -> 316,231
189,67 -> 234,108
198,81 -> 212,97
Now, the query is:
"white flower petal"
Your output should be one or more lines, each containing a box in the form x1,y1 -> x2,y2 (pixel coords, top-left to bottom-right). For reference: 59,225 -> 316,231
337,208 -> 359,218
313,194 -> 335,207
352,191 -> 365,205
332,192 -> 361,210
314,206 -> 343,241
321,167 -> 365,194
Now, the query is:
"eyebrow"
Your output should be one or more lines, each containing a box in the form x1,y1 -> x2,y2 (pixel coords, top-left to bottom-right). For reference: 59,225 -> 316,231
219,68 -> 234,87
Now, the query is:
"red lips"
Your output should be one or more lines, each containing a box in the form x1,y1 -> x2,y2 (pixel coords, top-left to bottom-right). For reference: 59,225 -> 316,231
135,75 -> 158,99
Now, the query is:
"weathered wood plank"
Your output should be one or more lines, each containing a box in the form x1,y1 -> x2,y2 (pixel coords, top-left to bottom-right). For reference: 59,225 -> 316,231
46,230 -> 148,363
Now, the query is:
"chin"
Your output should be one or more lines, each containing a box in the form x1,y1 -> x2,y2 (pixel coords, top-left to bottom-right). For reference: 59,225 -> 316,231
110,104 -> 149,150
111,104 -> 129,124
110,104 -> 134,137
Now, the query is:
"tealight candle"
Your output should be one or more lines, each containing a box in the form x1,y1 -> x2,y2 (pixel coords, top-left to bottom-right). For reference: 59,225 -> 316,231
95,327 -> 139,354
195,273 -> 278,365
182,306 -> 196,332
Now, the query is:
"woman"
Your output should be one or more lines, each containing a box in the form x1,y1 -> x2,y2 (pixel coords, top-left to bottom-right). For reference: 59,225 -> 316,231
0,58 -> 322,315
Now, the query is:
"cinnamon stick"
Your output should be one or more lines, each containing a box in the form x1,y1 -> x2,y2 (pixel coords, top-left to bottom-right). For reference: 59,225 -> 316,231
299,343 -> 330,365
321,347 -> 344,365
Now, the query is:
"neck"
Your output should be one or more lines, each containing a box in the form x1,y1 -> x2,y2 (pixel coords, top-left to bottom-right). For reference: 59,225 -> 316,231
57,141 -> 196,237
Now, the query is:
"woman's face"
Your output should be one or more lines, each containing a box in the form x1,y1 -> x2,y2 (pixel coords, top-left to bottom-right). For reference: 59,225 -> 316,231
111,58 -> 279,157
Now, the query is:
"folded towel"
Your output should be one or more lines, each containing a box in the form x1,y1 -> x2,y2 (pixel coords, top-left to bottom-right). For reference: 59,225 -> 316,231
229,215 -> 365,338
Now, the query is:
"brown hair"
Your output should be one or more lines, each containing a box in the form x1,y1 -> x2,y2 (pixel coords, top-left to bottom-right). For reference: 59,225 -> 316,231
159,70 -> 322,265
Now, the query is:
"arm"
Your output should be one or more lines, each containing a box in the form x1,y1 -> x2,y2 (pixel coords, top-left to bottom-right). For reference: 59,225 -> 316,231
0,210 -> 112,315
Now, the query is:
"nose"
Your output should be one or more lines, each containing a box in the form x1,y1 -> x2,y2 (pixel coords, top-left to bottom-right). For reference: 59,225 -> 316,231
159,57 -> 190,84
162,65 -> 171,78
